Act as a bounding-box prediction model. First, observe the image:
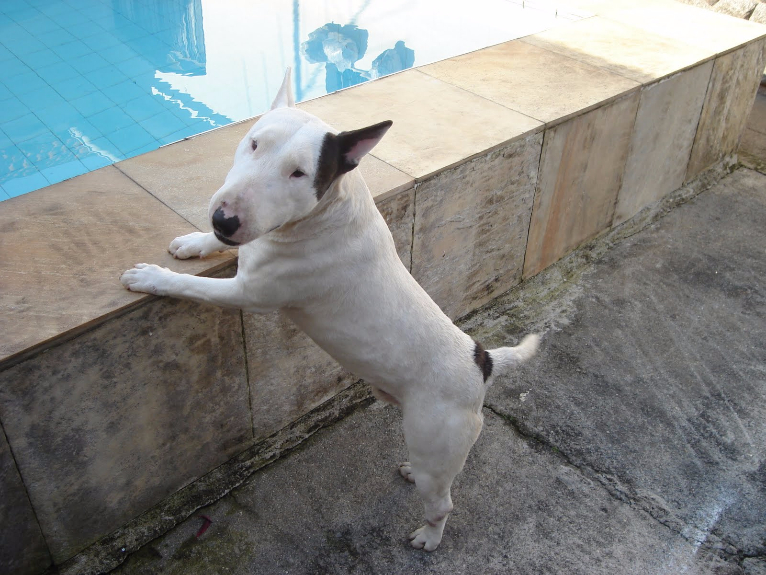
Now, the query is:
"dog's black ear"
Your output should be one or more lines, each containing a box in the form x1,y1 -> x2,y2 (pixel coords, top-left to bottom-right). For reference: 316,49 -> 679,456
335,120 -> 393,175
313,120 -> 393,200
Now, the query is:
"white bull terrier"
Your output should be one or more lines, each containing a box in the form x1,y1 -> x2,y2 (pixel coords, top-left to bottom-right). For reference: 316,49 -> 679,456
121,69 -> 539,551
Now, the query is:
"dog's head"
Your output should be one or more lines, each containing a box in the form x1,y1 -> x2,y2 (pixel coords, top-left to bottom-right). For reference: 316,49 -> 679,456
208,69 -> 392,246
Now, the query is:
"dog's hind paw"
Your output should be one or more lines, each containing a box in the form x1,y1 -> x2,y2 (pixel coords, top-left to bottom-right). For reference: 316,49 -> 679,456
409,525 -> 443,551
398,462 -> 415,483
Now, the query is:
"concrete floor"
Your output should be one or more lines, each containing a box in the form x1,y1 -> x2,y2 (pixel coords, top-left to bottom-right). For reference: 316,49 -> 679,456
109,163 -> 766,575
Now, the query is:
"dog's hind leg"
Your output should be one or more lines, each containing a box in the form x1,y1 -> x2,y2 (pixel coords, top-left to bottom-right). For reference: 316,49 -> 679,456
402,406 -> 483,551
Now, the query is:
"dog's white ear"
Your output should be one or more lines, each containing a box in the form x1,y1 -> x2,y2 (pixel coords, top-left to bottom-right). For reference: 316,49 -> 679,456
336,120 -> 393,173
271,68 -> 295,109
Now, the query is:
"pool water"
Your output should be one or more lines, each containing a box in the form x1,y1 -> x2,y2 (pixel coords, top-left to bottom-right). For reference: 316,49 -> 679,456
0,0 -> 580,201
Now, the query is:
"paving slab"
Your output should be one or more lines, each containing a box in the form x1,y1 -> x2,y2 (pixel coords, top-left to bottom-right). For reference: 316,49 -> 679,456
481,168 -> 766,560
112,405 -> 732,575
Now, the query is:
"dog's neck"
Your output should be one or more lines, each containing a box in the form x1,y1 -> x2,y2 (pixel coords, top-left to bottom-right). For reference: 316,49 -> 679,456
268,169 -> 372,243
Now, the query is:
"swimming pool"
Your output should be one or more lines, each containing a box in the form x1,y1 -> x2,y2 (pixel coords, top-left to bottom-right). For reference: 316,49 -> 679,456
0,0 -> 581,201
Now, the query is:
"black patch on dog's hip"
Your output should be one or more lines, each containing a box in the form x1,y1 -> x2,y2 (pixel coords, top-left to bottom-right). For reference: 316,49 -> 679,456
473,340 -> 492,382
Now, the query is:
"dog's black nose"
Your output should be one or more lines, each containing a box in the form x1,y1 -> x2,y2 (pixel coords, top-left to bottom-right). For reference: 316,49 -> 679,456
212,207 -> 241,237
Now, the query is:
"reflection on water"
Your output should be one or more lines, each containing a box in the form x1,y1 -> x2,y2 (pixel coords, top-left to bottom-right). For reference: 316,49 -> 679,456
301,23 -> 414,92
153,0 -> 576,122
113,0 -> 207,76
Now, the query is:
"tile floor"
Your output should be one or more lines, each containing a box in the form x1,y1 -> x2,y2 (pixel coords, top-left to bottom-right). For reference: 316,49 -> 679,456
0,0 -> 231,200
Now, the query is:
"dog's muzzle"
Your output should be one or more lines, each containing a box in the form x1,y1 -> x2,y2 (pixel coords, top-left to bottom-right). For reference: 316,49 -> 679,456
212,207 -> 241,246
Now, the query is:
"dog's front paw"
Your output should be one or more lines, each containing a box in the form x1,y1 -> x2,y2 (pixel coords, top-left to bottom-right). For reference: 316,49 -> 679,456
409,525 -> 443,552
120,263 -> 175,295
169,232 -> 214,259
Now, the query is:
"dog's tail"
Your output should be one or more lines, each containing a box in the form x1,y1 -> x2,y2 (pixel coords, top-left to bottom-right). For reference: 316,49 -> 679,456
483,333 -> 540,384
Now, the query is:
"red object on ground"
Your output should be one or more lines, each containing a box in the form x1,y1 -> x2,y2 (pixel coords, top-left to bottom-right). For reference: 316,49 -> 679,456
196,515 -> 213,539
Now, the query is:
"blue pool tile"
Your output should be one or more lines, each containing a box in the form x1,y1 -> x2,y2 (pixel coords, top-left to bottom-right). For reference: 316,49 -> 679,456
5,6 -> 39,24
165,100 -> 194,123
16,131 -> 69,166
83,65 -> 129,89
140,111 -> 186,140
129,70 -> 161,89
116,56 -> 156,78
1,22 -> 33,42
54,75 -> 98,100
88,106 -> 134,134
37,27 -> 76,48
70,140 -> 122,167
1,57 -> 32,80
70,91 -> 115,116
162,124 -> 208,145
76,3 -> 111,20
33,61 -> 74,85
113,23 -> 148,42
0,45 -> 14,63
0,96 -> 30,123
96,13 -> 133,31
0,144 -> 27,180
81,31 -> 122,52
65,20 -> 104,40
35,61 -> 80,85
6,70 -> 48,96
52,39 -> 92,60
0,84 -> 11,101
37,2 -> 71,19
3,171 -> 49,197
72,136 -> 123,162
109,123 -> 155,155
69,52 -> 110,74
17,47 -> 62,69
0,131 -> 11,149
56,119 -> 103,150
19,84 -> 65,110
3,112 -> 48,143
53,9 -> 90,28
123,142 -> 158,160
40,158 -> 88,185
133,35 -> 170,59
122,95 -> 165,122
34,102 -> 81,130
100,43 -> 138,65
0,186 -> 11,200
7,34 -> 46,56
101,79 -> 146,104
79,152 -> 113,171
18,14 -> 60,34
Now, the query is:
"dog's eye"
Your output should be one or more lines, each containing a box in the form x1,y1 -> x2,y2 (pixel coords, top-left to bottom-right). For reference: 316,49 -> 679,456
251,140 -> 257,151
291,170 -> 305,178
